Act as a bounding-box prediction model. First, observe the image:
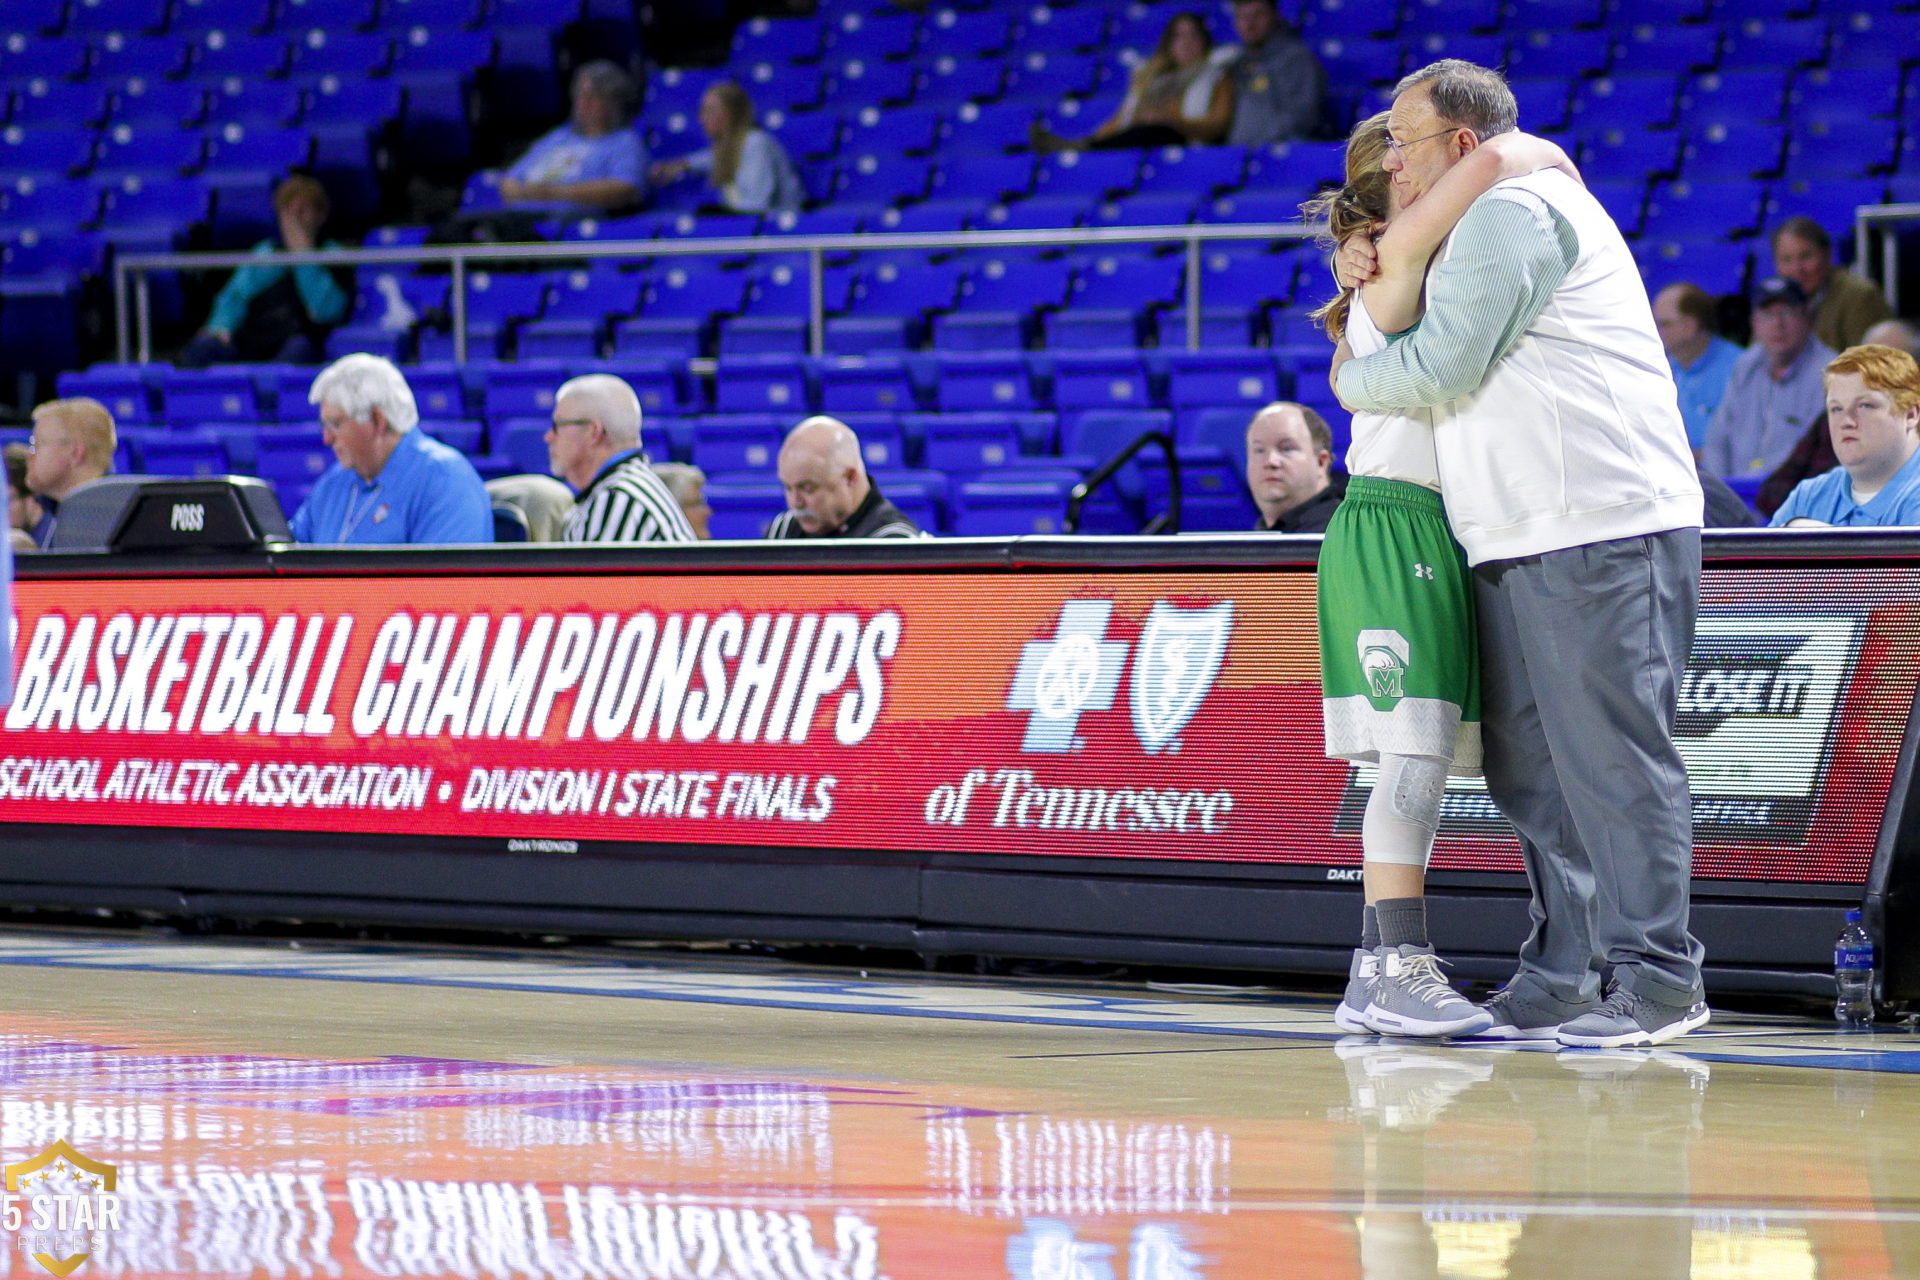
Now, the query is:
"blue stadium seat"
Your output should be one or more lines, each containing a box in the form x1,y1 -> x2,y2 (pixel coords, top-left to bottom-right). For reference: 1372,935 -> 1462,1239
1509,77 -> 1573,134
692,415 -> 784,473
1680,68 -> 1791,127
930,151 -> 1035,202
201,123 -> 315,178
1134,146 -> 1246,197
732,13 -> 824,63
1781,124 -> 1895,183
381,0 -> 488,28
1,37 -> 92,81
704,480 -> 785,538
918,413 -> 1023,475
940,99 -> 1039,155
741,60 -> 823,113
934,354 -> 1036,411
417,270 -> 548,360
141,431 -> 232,479
1052,351 -> 1150,423
1166,351 -> 1282,415
56,363 -> 155,423
1640,179 -> 1770,243
481,362 -> 571,421
951,479 -> 1068,536
715,355 -> 811,414
1090,192 -> 1195,228
854,421 -> 909,471
516,264 -> 641,360
1048,254 -> 1182,350
400,364 -> 466,420
190,32 -> 293,78
870,197 -> 983,234
1307,35 -> 1401,92
1636,239 -> 1751,299
1680,122 -> 1786,181
420,419 -> 483,455
491,418 -> 554,475
92,125 -> 206,181
842,102 -> 944,156
112,78 -> 211,129
201,80 -> 306,130
5,0 -> 75,34
1201,190 -> 1307,224
171,0 -> 277,30
163,368 -> 260,425
1717,16 -> 1829,70
1609,23 -> 1718,76
88,32 -> 193,80
8,81 -> 113,131
827,56 -> 918,106
762,109 -> 841,164
917,53 -> 1009,107
840,258 -> 963,347
975,194 -> 1089,231
586,357 -> 686,418
1567,74 -> 1682,136
832,153 -> 933,206
1,180 -> 103,233
1406,30 -> 1508,69
0,128 -> 96,181
94,176 -> 211,237
1770,178 -> 1888,246
923,6 -> 1011,58
1786,67 -> 1903,130
1587,178 -> 1650,236
1242,140 -> 1346,193
1506,26 -> 1611,80
1576,125 -> 1681,186
825,8 -> 919,60
276,0 -> 379,27
1014,3 -> 1109,50
1032,150 -> 1140,201
818,355 -> 916,412
288,28 -> 394,77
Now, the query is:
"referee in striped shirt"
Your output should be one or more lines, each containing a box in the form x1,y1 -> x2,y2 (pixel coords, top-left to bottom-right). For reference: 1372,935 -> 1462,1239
548,374 -> 697,544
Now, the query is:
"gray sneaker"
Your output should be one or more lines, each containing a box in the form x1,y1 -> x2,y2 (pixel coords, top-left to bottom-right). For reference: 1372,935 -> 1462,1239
1335,947 -> 1380,1033
1476,984 -> 1589,1040
1556,988 -> 1711,1048
1363,945 -> 1494,1038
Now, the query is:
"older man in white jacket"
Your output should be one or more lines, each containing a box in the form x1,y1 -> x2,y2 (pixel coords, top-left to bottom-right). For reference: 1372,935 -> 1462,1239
1334,59 -> 1708,1050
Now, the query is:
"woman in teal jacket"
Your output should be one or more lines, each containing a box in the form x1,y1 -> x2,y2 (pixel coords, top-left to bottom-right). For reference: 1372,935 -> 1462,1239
179,175 -> 351,368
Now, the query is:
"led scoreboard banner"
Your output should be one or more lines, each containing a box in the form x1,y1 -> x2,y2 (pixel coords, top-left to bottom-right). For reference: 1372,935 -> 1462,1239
6,533 -> 1920,997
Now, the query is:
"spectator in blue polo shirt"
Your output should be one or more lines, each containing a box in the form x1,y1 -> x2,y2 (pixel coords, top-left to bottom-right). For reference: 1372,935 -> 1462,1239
290,354 -> 493,545
498,61 -> 648,217
1654,282 -> 1742,456
1771,344 -> 1920,528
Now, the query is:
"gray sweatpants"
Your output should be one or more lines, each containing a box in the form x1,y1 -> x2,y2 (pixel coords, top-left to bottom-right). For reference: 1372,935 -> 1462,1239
1474,527 -> 1705,1009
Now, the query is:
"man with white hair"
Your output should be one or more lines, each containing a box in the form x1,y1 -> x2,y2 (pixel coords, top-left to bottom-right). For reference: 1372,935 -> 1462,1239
767,415 -> 922,539
548,374 -> 695,543
292,353 -> 492,544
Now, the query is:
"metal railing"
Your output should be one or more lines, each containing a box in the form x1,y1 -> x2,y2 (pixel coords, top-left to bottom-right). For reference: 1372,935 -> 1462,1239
1065,428 -> 1181,536
114,222 -> 1318,366
1855,203 -> 1920,317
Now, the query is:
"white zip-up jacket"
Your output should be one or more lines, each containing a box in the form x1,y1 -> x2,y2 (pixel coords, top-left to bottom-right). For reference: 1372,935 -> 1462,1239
1335,168 -> 1702,565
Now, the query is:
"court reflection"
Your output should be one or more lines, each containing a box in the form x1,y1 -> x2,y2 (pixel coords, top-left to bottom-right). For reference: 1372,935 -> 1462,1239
0,1001 -> 1907,1278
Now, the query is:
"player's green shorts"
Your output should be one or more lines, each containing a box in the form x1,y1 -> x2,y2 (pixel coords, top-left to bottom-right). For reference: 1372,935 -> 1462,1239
1317,475 -> 1482,776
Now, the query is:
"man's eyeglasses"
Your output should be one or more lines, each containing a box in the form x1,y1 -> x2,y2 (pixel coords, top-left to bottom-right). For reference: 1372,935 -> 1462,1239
549,418 -> 596,432
1386,127 -> 1459,160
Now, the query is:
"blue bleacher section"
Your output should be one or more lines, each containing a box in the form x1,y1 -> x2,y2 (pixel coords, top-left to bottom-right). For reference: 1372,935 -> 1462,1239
27,0 -> 1917,535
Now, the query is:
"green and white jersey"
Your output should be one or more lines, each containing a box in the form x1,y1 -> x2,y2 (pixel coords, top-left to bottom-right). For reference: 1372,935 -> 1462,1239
1343,291 -> 1442,491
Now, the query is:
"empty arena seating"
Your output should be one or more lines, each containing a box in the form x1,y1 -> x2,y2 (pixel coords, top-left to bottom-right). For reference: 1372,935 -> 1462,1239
17,0 -> 1915,535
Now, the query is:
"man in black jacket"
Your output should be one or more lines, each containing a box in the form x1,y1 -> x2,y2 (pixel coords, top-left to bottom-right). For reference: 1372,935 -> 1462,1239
766,416 -> 922,540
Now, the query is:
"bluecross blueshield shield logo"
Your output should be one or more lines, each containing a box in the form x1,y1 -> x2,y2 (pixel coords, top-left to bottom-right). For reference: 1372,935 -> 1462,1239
1129,602 -> 1235,754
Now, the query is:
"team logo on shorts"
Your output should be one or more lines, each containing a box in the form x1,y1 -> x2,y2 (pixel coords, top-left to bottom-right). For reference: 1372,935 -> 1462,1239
1357,629 -> 1410,701
1131,601 -> 1235,754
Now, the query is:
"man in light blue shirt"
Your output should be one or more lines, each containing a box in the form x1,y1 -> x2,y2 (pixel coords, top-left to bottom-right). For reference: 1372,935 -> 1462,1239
1771,344 -> 1920,527
499,62 -> 648,217
290,354 -> 492,545
1654,282 -> 1742,454
1703,277 -> 1836,481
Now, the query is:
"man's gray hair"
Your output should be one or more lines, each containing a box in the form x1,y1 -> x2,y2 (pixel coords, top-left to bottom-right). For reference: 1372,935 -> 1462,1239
309,353 -> 418,433
572,60 -> 638,126
555,374 -> 642,446
1395,59 -> 1518,139
651,461 -> 706,506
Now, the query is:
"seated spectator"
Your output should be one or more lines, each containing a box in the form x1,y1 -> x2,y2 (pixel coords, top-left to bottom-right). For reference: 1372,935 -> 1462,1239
484,474 -> 575,542
1704,278 -> 1836,482
546,374 -> 695,544
1772,216 -> 1893,352
768,416 -> 922,539
178,176 -> 349,369
497,62 -> 648,217
650,82 -> 803,216
1247,401 -> 1343,532
292,354 -> 492,545
1863,319 -> 1920,357
1222,0 -> 1324,146
6,442 -> 41,554
23,398 -> 116,549
652,461 -> 712,539
1029,12 -> 1231,153
1771,344 -> 1920,527
1654,282 -> 1742,455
